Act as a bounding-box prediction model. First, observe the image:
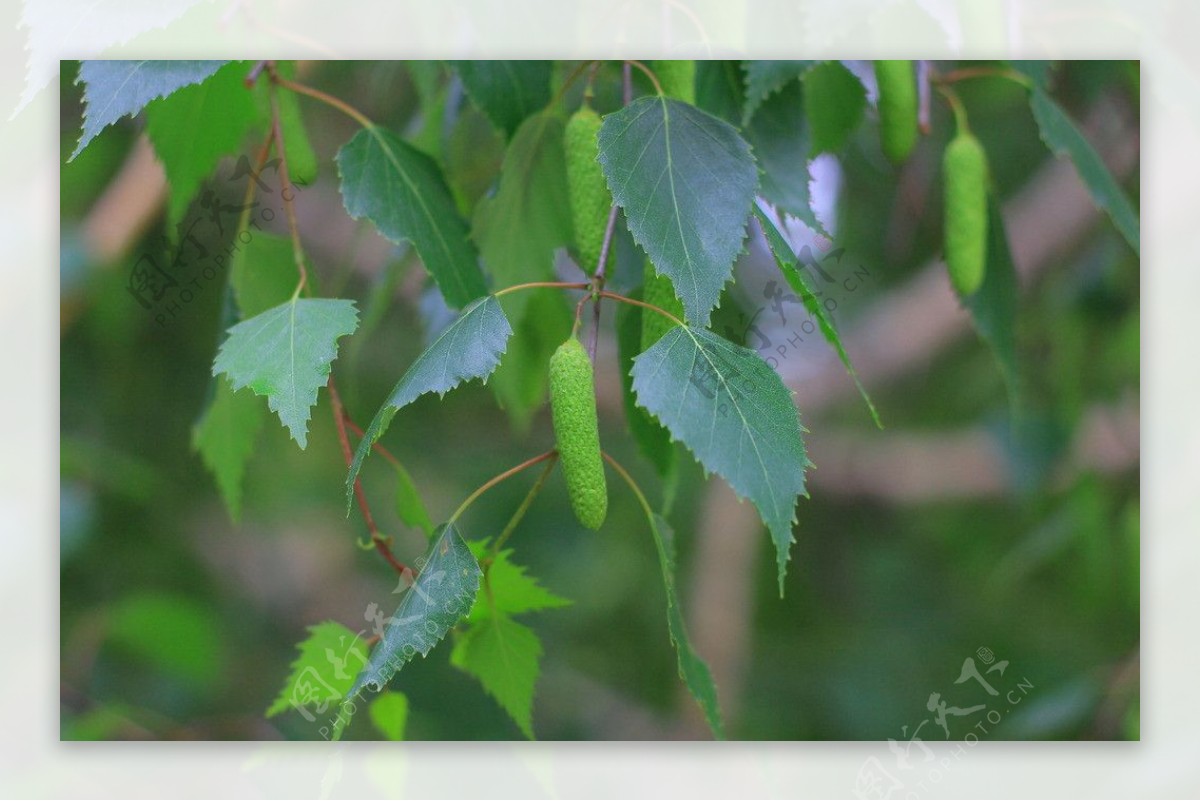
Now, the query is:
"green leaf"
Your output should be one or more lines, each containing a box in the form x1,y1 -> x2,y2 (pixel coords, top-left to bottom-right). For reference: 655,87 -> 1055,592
267,621 -> 367,718
746,81 -> 828,237
741,60 -> 817,124
191,380 -> 265,521
597,96 -> 759,328
452,60 -> 553,139
964,198 -> 1021,405
605,464 -> 723,737
694,60 -> 745,126
347,523 -> 482,699
802,61 -> 867,155
345,295 -> 512,510
490,288 -> 574,433
144,61 -> 263,231
229,232 -> 303,318
465,543 -> 572,621
1029,88 -> 1139,255
1011,60 -> 1054,89
212,298 -> 359,448
106,593 -> 224,691
336,126 -> 488,308
648,512 -> 724,737
71,60 -> 225,159
368,691 -> 409,740
450,612 -> 542,739
272,62 -> 318,185
394,460 -> 434,537
472,111 -> 573,322
753,207 -> 879,426
616,289 -> 676,477
631,326 -> 810,593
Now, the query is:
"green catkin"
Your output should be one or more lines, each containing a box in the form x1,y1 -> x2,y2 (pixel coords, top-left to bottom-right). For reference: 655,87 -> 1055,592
565,106 -> 610,274
874,60 -> 918,163
943,130 -> 989,297
652,60 -> 696,104
640,262 -> 684,352
549,337 -> 607,530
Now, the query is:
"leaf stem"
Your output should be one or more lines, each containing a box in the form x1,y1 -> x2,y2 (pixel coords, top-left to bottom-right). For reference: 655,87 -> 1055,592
489,454 -> 559,559
448,450 -> 558,526
549,60 -> 600,110
494,281 -> 590,298
272,73 -> 378,131
935,65 -> 1034,90
936,84 -> 971,135
626,59 -> 664,96
598,290 -> 686,329
328,377 -> 412,577
601,451 -> 653,520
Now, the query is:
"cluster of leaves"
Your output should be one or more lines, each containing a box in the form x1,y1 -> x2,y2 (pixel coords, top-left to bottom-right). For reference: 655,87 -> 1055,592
70,58 -> 1138,740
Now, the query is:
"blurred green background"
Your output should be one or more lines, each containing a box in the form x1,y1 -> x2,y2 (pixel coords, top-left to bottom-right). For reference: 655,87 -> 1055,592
59,60 -> 1139,741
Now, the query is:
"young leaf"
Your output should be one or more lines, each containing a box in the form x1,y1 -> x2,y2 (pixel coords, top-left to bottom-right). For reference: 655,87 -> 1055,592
71,60 -> 225,160
490,289 -> 574,434
144,61 -> 264,231
597,96 -> 758,328
630,326 -> 810,594
267,621 -> 367,718
347,523 -> 482,698
452,60 -> 553,139
694,60 -> 745,126
472,111 -> 573,322
802,61 -> 867,155
741,60 -> 818,124
271,62 -> 319,185
191,380 -> 265,521
465,544 -> 572,621
368,691 -> 409,740
963,199 -> 1021,406
1029,88 -> 1139,255
647,512 -> 724,738
450,613 -> 542,739
212,298 -> 359,449
336,126 -> 488,308
394,460 -> 434,537
229,232 -> 304,318
746,81 -> 828,237
753,206 -> 879,426
615,291 -> 676,477
605,460 -> 723,737
345,295 -> 512,510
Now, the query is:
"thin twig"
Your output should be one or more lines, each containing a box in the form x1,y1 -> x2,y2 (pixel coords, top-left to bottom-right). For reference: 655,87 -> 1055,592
494,281 -> 590,298
343,418 -> 401,469
598,290 -> 685,328
489,454 -> 559,558
449,450 -> 558,526
272,73 -> 377,130
267,78 -> 309,298
328,377 -> 411,577
587,204 -> 621,361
